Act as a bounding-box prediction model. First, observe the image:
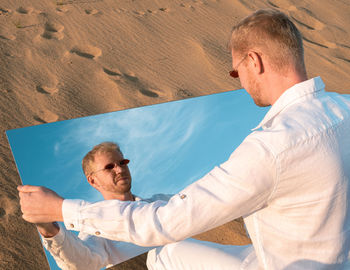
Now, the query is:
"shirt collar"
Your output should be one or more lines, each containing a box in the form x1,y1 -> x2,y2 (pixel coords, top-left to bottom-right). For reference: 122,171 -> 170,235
252,76 -> 325,131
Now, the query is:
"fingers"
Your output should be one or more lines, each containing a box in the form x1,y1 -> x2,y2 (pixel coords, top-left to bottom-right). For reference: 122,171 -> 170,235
17,185 -> 42,193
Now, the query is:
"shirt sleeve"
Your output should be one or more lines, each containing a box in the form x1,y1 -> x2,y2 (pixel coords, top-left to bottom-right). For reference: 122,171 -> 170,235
42,223 -> 153,270
63,136 -> 277,246
143,193 -> 174,203
42,223 -> 110,270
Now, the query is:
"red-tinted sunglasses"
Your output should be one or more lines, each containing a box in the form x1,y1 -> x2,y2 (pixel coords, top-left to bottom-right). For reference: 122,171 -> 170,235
229,70 -> 239,78
91,159 -> 130,175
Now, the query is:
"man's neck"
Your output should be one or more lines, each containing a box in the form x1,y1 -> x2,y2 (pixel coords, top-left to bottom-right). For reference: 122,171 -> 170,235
268,69 -> 307,105
103,191 -> 134,201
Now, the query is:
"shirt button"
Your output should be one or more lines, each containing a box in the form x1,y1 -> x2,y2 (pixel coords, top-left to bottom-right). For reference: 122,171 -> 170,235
95,231 -> 101,236
179,193 -> 186,199
69,224 -> 74,228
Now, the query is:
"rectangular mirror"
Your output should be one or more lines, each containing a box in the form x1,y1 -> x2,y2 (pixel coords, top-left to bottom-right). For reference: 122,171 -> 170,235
7,89 -> 268,269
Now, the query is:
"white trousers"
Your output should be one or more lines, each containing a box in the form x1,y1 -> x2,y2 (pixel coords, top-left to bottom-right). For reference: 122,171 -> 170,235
146,238 -> 257,270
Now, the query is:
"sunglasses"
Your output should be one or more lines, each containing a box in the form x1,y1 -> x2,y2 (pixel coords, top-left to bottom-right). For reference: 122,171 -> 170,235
229,54 -> 247,78
90,159 -> 130,175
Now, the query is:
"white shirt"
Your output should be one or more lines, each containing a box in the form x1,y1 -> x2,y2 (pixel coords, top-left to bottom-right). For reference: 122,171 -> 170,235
62,77 -> 350,269
43,194 -> 172,270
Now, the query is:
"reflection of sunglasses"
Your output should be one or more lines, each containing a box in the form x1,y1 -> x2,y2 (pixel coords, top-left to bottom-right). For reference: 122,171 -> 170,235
91,159 -> 130,175
229,54 -> 248,78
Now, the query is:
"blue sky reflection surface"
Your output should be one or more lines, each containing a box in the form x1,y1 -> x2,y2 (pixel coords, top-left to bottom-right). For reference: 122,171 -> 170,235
7,89 -> 268,269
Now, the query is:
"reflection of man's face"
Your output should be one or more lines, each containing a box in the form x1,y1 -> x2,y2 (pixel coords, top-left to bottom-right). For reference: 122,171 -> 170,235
91,151 -> 132,196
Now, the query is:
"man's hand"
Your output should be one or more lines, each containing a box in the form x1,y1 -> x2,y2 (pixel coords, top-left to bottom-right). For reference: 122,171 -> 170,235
18,185 -> 64,223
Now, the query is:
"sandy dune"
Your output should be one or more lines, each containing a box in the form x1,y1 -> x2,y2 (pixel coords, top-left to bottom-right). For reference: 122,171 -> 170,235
0,0 -> 349,269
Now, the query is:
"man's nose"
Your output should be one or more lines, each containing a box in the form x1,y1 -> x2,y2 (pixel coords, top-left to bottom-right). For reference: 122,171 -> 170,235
113,164 -> 123,173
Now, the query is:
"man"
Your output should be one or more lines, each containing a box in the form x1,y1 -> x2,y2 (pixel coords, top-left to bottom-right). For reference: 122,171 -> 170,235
35,142 -> 170,269
19,9 -> 350,269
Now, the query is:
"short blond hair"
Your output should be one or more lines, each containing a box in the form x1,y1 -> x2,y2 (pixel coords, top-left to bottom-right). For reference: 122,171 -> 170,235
229,9 -> 305,73
82,142 -> 122,176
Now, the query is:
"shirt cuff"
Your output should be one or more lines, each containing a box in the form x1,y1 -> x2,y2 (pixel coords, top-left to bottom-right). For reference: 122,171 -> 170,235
62,199 -> 86,232
42,223 -> 65,250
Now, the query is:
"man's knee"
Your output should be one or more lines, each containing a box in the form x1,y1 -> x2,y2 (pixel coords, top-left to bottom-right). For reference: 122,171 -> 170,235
146,242 -> 181,270
146,239 -> 253,270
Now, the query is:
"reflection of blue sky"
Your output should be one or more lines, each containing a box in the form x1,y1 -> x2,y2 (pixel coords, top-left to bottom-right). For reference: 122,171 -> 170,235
6,89 -> 268,269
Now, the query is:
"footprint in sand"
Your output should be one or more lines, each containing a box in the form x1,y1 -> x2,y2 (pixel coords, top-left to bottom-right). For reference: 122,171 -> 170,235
34,109 -> 59,123
36,85 -> 59,94
176,88 -> 194,99
0,7 -> 12,15
133,10 -> 146,16
133,7 -> 170,16
103,67 -> 123,82
159,8 -> 170,12
111,71 -> 160,98
103,66 -> 162,98
140,88 -> 160,98
0,196 -> 17,221
180,3 -> 196,11
16,6 -> 33,14
115,8 -> 128,14
123,73 -> 160,98
103,67 -> 122,78
70,45 -> 102,59
41,22 -> 64,40
85,9 -> 100,15
56,6 -> 69,13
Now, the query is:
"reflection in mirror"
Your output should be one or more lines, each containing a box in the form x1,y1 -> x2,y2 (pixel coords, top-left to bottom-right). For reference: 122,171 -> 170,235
7,89 -> 268,270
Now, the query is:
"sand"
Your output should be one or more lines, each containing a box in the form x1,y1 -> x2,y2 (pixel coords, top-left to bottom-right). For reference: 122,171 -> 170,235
0,0 -> 349,269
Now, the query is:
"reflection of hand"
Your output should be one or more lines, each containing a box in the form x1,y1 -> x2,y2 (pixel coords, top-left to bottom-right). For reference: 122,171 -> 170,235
36,222 -> 60,238
17,185 -> 64,223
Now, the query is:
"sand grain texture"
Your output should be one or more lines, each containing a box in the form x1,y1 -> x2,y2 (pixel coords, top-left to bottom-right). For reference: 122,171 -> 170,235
0,0 -> 349,269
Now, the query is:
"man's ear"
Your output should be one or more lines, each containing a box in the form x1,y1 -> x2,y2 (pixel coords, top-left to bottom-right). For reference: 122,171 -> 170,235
248,51 -> 264,75
87,175 -> 97,188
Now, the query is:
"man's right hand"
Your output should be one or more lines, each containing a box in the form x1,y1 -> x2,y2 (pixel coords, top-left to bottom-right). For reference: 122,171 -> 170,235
18,185 -> 64,223
36,222 -> 60,238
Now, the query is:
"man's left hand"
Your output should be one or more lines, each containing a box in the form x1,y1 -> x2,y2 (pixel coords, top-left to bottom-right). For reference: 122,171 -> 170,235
18,185 -> 64,223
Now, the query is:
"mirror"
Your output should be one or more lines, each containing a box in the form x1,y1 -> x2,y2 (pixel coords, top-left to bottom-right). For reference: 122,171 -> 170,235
6,89 -> 268,269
